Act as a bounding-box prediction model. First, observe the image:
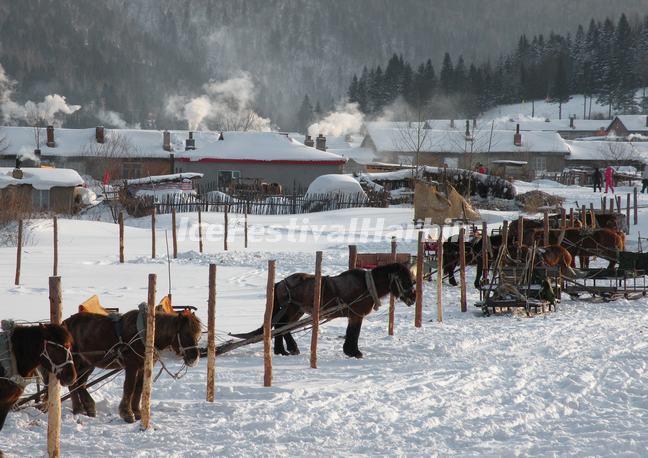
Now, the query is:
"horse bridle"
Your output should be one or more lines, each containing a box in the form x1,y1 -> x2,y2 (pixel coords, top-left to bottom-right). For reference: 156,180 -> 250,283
175,332 -> 200,358
41,340 -> 74,376
389,273 -> 413,302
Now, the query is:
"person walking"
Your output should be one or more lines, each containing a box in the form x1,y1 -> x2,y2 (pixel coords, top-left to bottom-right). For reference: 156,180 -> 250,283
642,167 -> 648,193
604,165 -> 615,194
592,167 -> 603,192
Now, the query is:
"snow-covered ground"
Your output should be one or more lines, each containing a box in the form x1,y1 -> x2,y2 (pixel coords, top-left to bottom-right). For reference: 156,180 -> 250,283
1,181 -> 648,456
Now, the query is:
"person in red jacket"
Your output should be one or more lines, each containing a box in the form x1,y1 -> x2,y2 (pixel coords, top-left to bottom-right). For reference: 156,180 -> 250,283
604,165 -> 615,194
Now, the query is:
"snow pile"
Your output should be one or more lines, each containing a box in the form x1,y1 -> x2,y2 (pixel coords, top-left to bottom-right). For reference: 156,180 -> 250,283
306,174 -> 366,197
125,173 -> 203,186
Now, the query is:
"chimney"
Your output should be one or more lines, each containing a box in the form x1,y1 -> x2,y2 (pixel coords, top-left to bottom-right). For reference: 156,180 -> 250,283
513,124 -> 522,146
46,125 -> 55,147
163,130 -> 172,152
13,158 -> 23,179
169,153 -> 175,174
315,134 -> 327,151
218,132 -> 224,141
304,135 -> 315,148
450,119 -> 455,128
465,120 -> 470,138
473,119 -> 477,129
185,131 -> 196,151
569,115 -> 575,129
96,126 -> 105,144
646,115 -> 648,128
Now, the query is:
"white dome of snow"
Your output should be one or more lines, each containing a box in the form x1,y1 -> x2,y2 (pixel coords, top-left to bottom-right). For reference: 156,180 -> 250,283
306,174 -> 366,197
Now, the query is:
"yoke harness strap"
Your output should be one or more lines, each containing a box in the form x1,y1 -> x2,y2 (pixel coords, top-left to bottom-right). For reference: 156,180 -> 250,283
365,270 -> 382,311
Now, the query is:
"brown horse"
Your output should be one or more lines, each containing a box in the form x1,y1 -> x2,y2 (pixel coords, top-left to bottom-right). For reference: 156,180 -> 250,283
0,323 -> 77,431
232,263 -> 416,358
527,227 -> 624,268
63,308 -> 202,423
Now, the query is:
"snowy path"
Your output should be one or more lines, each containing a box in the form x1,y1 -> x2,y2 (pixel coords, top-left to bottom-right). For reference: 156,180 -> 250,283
1,198 -> 648,456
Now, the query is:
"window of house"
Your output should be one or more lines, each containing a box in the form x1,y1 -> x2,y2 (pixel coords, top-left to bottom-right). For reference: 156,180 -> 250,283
122,162 -> 143,179
216,170 -> 241,188
32,189 -> 50,210
534,156 -> 547,172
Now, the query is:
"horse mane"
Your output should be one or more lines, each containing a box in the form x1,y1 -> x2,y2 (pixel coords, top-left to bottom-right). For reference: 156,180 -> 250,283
155,311 -> 202,341
371,262 -> 412,279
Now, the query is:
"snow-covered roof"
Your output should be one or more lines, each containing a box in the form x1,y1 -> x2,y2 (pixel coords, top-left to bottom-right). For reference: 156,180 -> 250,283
125,172 -> 203,186
424,117 -> 608,132
0,127 -> 346,164
365,125 -> 570,154
565,140 -> 645,162
614,115 -> 648,132
0,167 -> 84,190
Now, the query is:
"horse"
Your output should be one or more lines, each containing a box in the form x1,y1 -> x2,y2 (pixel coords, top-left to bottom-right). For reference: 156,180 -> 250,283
63,308 -> 202,423
231,263 -> 416,359
443,234 -> 504,287
0,323 -> 77,431
528,227 -> 624,269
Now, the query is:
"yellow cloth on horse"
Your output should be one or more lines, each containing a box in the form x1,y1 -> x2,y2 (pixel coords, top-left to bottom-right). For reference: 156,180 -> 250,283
78,295 -> 109,315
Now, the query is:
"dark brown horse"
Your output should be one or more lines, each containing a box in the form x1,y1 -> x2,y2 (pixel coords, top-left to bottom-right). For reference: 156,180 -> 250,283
0,324 -> 77,431
63,308 -> 202,423
232,263 -> 416,359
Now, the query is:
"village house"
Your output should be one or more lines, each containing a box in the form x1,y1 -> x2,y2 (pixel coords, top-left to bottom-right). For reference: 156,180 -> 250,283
0,165 -> 84,214
362,122 -> 570,177
0,126 -> 346,191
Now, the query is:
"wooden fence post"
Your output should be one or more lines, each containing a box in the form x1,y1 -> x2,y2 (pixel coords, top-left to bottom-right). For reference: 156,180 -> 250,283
244,209 -> 249,249
198,209 -> 204,253
414,231 -> 424,328
634,187 -> 638,225
15,220 -> 22,286
609,197 -> 614,213
626,193 -> 631,231
602,196 -> 607,212
581,205 -> 587,228
348,245 -> 357,270
560,208 -> 566,229
151,209 -> 156,259
459,228 -> 467,312
616,196 -> 621,214
516,216 -> 523,249
436,227 -> 443,323
569,208 -> 574,228
53,216 -> 58,276
119,211 -> 124,263
47,276 -> 62,458
543,211 -> 549,247
140,274 -> 156,430
223,205 -> 229,251
310,252 -> 323,369
264,260 -> 276,387
481,222 -> 489,285
388,237 -> 397,335
172,208 -> 178,259
206,264 -> 216,402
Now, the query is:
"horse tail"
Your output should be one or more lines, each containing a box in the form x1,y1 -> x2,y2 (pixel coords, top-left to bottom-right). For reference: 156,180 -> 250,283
229,280 -> 288,340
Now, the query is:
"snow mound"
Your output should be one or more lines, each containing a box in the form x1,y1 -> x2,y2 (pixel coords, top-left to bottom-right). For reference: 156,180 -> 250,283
306,174 -> 366,197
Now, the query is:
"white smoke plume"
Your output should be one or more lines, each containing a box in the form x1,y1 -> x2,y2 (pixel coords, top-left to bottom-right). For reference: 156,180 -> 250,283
166,73 -> 271,132
96,109 -> 140,129
0,63 -> 81,126
17,145 -> 39,162
308,102 -> 364,138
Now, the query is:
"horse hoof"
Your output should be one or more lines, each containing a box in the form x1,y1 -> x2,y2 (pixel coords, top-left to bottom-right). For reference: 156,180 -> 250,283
121,414 -> 135,424
133,411 -> 141,421
274,349 -> 290,356
288,348 -> 300,355
86,410 -> 96,418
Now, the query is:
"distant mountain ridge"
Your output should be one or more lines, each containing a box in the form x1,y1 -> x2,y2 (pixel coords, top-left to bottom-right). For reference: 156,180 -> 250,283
2,0 -> 648,129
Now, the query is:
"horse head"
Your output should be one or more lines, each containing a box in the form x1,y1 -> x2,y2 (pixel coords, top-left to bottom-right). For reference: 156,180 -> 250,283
38,324 -> 77,386
389,263 -> 416,306
171,309 -> 202,367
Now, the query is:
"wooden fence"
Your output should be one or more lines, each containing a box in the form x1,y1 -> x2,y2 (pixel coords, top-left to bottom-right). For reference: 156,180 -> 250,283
140,191 -> 389,216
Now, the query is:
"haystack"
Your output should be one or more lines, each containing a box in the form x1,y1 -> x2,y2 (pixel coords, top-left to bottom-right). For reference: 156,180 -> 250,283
414,182 -> 480,225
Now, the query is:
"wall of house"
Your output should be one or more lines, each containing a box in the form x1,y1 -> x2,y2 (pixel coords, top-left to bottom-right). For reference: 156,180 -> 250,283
48,156 -> 171,181
176,161 -> 344,191
49,187 -> 76,213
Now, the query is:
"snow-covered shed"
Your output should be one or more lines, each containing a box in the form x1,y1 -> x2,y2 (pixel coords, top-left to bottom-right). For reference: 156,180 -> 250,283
0,166 -> 84,214
565,140 -> 646,168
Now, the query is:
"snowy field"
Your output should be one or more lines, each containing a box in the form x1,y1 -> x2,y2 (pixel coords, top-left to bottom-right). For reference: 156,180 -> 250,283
1,181 -> 648,456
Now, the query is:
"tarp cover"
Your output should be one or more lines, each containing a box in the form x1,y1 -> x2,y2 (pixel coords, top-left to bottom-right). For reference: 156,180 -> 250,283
414,182 -> 480,224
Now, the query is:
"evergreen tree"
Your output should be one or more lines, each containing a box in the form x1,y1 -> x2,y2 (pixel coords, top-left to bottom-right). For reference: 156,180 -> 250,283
611,14 -> 637,112
549,54 -> 571,119
296,95 -> 314,133
440,53 -> 454,94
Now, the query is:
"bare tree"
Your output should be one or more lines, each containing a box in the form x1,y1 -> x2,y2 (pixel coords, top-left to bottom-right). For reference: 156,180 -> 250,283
392,103 -> 432,178
212,109 -> 270,131
445,120 -> 501,171
25,105 -> 47,150
598,141 -> 641,164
